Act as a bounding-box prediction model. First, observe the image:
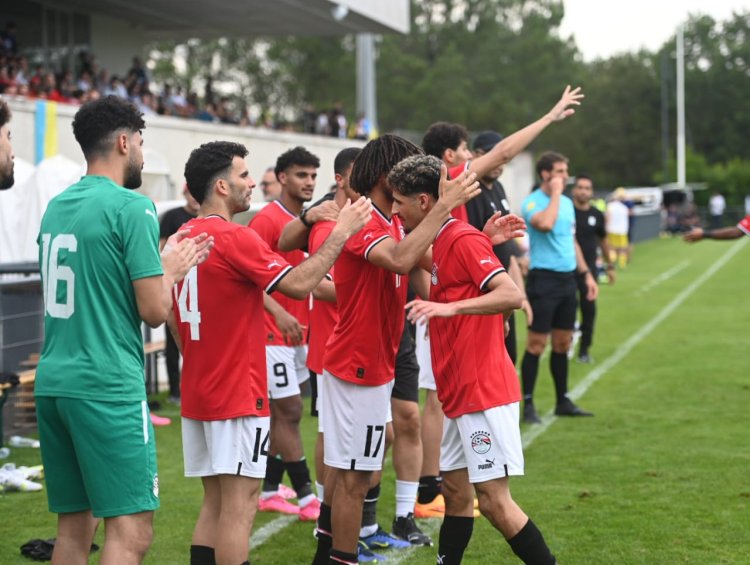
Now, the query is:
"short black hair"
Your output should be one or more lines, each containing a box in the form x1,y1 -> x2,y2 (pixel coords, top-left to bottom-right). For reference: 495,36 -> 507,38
575,173 -> 594,186
184,141 -> 248,203
388,155 -> 442,200
274,146 -> 320,178
72,96 -> 145,159
0,99 -> 10,129
334,147 -> 361,176
349,134 -> 422,196
536,151 -> 568,177
422,122 -> 468,159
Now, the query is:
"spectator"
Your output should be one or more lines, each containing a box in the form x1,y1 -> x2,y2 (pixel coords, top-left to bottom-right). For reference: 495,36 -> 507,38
606,188 -> 630,269
708,190 -> 726,229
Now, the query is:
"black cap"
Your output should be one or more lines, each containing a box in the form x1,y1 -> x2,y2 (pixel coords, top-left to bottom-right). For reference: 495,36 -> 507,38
472,131 -> 504,153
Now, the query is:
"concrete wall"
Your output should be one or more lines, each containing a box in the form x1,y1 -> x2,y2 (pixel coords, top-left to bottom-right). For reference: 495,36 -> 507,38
7,98 -> 364,205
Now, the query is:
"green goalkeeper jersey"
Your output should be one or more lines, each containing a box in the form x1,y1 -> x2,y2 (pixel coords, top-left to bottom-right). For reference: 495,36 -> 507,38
35,175 -> 163,401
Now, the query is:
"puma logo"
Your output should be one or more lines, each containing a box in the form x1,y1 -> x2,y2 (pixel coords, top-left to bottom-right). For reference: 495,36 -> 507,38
479,257 -> 494,265
267,261 -> 281,269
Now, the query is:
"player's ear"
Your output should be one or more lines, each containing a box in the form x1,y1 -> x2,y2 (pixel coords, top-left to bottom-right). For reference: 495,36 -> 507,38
419,193 -> 431,210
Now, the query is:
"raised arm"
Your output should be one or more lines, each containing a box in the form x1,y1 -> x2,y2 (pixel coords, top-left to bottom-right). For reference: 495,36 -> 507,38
275,197 -> 372,299
278,200 -> 340,251
468,86 -> 584,179
368,167 -> 480,274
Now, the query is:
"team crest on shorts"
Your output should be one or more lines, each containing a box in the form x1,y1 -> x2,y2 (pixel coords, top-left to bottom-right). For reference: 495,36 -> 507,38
431,263 -> 438,285
152,473 -> 160,497
470,431 -> 492,455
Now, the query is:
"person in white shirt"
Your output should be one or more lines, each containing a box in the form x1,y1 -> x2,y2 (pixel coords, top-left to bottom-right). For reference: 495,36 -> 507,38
606,188 -> 630,269
708,191 -> 726,229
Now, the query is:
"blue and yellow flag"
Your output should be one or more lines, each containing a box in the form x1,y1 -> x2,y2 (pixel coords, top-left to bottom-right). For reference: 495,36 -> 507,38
35,100 -> 58,164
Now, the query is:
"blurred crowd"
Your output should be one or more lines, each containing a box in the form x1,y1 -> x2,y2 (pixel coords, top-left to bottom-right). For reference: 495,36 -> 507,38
0,21 -> 373,139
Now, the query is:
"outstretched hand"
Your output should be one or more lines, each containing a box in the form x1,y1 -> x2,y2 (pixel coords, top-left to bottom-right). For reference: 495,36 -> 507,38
683,228 -> 703,243
482,213 -> 526,245
335,196 -> 373,237
438,164 -> 480,212
547,85 -> 584,122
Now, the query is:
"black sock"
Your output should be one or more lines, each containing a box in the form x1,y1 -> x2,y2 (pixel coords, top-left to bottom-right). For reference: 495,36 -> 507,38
285,458 -> 313,500
361,483 -> 379,530
521,352 -> 540,401
262,455 -> 284,493
189,545 -> 216,565
550,352 -> 569,404
507,519 -> 556,565
437,515 -> 474,564
312,503 -> 333,565
329,549 -> 358,564
417,475 -> 442,504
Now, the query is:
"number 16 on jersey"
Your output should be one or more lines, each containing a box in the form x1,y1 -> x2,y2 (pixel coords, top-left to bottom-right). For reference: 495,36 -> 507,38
175,266 -> 201,340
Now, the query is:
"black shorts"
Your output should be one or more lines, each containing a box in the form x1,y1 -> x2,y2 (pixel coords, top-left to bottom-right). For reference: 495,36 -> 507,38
392,322 -> 419,403
526,269 -> 578,333
309,369 -> 319,417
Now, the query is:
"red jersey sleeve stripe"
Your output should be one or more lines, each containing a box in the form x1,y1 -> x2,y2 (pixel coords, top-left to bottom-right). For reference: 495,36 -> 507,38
265,265 -> 293,293
479,268 -> 506,291
364,235 -> 390,260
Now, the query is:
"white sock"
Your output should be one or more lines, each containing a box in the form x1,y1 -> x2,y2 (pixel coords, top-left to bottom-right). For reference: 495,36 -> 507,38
360,523 -> 378,538
259,490 -> 277,500
316,481 -> 325,503
395,480 -> 419,518
298,493 -> 316,508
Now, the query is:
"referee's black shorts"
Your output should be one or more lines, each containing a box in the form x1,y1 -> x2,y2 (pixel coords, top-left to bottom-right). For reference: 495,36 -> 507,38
525,269 -> 577,334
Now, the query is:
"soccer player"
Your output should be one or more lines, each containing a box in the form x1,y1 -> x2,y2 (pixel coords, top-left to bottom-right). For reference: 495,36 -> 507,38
35,96 -> 211,565
159,185 -> 201,404
249,147 -> 322,520
606,188 -> 630,269
417,86 -> 585,512
311,134 -> 480,565
572,175 -> 615,364
390,154 -> 555,565
520,152 -> 597,424
0,98 -> 14,189
174,141 -> 372,565
683,215 -> 750,242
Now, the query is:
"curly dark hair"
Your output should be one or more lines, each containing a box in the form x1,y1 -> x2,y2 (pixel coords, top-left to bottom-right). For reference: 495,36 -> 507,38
72,96 -> 145,159
349,134 -> 422,197
421,122 -> 468,159
0,99 -> 10,129
388,155 -> 442,200
184,141 -> 249,203
274,146 -> 320,178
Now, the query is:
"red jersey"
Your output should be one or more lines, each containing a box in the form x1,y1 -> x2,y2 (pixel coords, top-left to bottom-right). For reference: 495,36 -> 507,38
738,214 -> 750,236
307,221 -> 338,375
428,218 -> 521,418
323,207 -> 407,386
448,162 -> 470,223
248,201 -> 310,345
173,216 -> 292,420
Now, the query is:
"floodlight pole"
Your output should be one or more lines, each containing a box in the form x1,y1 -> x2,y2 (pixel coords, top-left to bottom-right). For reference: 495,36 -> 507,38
356,33 -> 378,134
676,24 -> 686,189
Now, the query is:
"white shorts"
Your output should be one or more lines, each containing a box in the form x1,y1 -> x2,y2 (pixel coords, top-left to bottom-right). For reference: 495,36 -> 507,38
267,345 -> 310,400
182,415 -> 270,479
321,370 -> 393,471
415,323 -> 436,390
440,403 -> 524,484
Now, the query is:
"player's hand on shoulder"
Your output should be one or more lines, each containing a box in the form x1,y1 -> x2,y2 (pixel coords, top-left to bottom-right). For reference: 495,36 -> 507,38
547,85 -> 584,122
162,229 -> 214,282
307,200 -> 340,224
438,163 -> 480,211
334,196 -> 373,237
483,212 -> 526,245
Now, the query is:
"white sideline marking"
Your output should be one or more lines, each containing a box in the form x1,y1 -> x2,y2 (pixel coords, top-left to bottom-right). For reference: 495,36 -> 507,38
523,238 -> 747,449
634,260 -> 690,297
250,515 -> 297,548
249,238 -> 748,557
